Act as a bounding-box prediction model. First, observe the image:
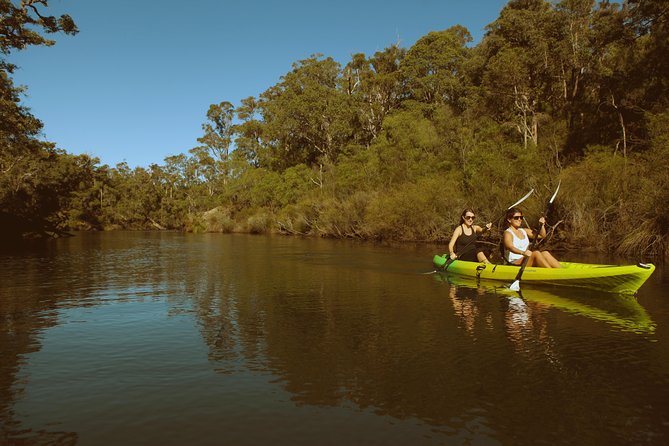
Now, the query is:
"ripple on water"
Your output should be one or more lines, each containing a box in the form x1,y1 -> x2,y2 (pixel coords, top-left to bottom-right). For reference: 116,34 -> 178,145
2,233 -> 669,445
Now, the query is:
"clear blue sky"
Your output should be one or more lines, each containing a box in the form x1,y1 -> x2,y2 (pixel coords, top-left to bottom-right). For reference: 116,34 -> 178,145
10,0 -> 508,168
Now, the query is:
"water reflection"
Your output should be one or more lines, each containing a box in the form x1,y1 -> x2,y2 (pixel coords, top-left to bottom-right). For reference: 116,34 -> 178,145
439,272 -> 656,335
1,232 -> 667,445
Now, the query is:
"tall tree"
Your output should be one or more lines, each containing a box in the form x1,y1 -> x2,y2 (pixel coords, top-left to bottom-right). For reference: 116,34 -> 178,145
343,45 -> 406,144
258,55 -> 356,169
1,0 -> 78,238
196,101 -> 235,185
400,26 -> 473,110
477,0 -> 555,148
233,96 -> 265,167
627,0 -> 669,110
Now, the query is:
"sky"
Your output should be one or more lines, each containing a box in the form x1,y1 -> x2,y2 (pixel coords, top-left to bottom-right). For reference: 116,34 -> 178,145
10,0 -> 509,168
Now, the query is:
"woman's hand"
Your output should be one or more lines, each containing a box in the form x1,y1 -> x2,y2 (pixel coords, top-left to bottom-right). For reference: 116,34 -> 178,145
485,222 -> 492,231
450,252 -> 457,260
537,216 -> 547,239
523,249 -> 532,257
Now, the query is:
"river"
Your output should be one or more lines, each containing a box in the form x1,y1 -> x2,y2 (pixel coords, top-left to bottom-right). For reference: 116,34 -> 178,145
1,231 -> 668,445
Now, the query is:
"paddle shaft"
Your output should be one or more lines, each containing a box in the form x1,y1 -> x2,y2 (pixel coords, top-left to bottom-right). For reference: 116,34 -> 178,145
510,182 -> 561,288
511,219 -> 546,281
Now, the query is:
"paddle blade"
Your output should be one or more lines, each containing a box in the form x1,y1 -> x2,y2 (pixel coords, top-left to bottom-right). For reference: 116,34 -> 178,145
549,180 -> 561,204
509,280 -> 521,291
509,189 -> 534,210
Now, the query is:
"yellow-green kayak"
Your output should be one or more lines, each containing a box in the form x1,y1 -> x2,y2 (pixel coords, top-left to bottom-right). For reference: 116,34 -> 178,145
433,255 -> 655,294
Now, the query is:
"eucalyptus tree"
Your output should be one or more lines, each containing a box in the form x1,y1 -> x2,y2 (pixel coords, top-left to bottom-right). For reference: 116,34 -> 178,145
258,55 -> 357,170
131,166 -> 163,227
0,0 -> 77,54
476,0 -> 554,148
592,0 -> 669,157
1,0 -> 78,237
233,96 -> 264,167
546,0 -> 640,155
343,45 -> 406,144
627,0 -> 669,109
548,0 -> 669,157
0,0 -> 77,159
188,145 -> 217,196
197,101 -> 235,186
400,26 -> 473,111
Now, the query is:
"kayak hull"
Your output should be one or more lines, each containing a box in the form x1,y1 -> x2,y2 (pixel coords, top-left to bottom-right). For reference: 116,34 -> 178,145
432,255 -> 655,294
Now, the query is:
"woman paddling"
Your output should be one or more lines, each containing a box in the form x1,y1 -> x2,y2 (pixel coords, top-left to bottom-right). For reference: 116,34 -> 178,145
448,209 -> 492,263
503,207 -> 561,268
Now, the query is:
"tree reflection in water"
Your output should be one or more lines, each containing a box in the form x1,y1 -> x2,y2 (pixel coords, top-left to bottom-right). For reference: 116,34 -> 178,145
0,233 -> 665,445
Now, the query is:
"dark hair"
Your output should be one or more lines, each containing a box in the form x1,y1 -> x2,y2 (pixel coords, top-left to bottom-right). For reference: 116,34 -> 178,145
505,207 -> 522,225
460,208 -> 475,225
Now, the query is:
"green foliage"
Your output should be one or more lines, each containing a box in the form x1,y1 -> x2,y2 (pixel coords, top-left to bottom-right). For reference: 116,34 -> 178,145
400,26 -> 472,109
311,192 -> 373,238
617,110 -> 669,257
5,0 -> 668,258
276,164 -> 317,207
560,147 -> 629,249
232,167 -> 281,210
0,0 -> 78,56
370,103 -> 448,186
332,148 -> 379,196
245,210 -> 273,234
364,176 -> 458,241
257,55 -> 357,169
276,202 -> 318,235
201,207 -> 235,233
1,0 -> 79,240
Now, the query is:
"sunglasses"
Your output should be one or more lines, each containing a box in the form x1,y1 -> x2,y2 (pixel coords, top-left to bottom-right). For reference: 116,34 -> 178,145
511,215 -> 523,220
464,215 -> 475,220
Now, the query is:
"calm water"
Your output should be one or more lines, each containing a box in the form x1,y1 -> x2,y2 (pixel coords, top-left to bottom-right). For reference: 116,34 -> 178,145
1,232 -> 668,445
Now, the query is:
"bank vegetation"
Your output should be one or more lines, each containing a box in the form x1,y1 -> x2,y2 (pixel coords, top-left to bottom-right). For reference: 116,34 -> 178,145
2,0 -> 668,259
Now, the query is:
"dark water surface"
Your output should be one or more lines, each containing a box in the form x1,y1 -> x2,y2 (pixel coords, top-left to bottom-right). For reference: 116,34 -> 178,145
1,232 -> 668,445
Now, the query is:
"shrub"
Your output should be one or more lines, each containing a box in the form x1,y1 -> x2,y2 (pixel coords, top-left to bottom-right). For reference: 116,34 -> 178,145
246,210 -> 274,234
314,191 -> 373,238
276,202 -> 317,235
202,207 -> 235,233
364,176 -> 457,241
184,213 -> 207,234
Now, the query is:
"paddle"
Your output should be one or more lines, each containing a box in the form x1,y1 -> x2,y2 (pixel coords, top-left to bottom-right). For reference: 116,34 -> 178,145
509,181 -> 561,291
440,188 -> 535,271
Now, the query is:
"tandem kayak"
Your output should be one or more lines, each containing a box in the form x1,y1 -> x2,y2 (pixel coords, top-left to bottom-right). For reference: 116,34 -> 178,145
432,255 -> 655,294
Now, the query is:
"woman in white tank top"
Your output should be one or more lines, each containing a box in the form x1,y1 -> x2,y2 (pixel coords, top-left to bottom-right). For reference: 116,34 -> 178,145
503,207 -> 561,268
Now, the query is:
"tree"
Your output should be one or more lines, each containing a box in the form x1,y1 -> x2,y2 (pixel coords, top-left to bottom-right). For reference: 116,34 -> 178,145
0,0 -> 77,54
258,55 -> 356,169
196,101 -> 235,186
476,0 -> 554,148
233,96 -> 265,167
343,45 -> 406,144
1,0 -> 78,239
400,26 -> 473,110
627,0 -> 669,110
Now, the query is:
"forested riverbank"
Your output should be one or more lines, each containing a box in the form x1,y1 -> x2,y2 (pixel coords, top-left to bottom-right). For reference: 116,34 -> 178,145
2,0 -> 668,258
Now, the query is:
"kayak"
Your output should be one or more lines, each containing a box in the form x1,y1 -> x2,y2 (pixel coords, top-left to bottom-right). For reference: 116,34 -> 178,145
435,273 -> 655,334
432,255 -> 655,294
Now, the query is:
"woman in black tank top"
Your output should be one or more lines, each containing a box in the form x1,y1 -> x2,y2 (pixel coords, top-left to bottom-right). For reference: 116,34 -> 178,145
447,209 -> 492,263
